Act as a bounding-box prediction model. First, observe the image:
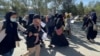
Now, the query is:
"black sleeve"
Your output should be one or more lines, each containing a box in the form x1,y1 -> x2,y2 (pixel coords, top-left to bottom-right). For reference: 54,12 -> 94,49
27,26 -> 32,32
85,19 -> 92,27
15,36 -> 21,41
41,26 -> 47,32
27,25 -> 38,36
26,26 -> 33,37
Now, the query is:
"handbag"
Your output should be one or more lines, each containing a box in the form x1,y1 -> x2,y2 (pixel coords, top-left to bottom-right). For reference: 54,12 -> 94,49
0,21 -> 6,43
90,19 -> 97,31
93,24 -> 97,31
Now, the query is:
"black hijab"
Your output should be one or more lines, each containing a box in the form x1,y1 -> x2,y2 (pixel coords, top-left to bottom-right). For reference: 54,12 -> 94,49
28,14 -> 34,25
55,14 -> 64,29
4,11 -> 17,34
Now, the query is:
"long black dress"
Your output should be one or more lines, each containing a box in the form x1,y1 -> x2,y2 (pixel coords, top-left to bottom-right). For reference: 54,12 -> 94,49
85,18 -> 97,40
0,22 -> 20,55
50,17 -> 69,47
26,24 -> 40,48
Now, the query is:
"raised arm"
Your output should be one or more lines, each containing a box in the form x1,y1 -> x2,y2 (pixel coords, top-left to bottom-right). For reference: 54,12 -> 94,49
17,22 -> 26,32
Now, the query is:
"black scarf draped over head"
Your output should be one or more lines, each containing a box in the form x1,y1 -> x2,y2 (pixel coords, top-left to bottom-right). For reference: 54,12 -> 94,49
28,14 -> 34,25
55,14 -> 64,29
4,11 -> 17,34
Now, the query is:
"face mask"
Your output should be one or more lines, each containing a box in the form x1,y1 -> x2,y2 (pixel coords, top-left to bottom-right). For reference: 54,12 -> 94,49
10,18 -> 17,22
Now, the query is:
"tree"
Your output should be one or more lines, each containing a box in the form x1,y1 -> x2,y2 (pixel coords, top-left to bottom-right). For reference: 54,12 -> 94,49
62,0 -> 79,15
0,0 -> 28,16
77,1 -> 84,16
71,5 -> 78,15
94,1 -> 100,20
62,0 -> 73,13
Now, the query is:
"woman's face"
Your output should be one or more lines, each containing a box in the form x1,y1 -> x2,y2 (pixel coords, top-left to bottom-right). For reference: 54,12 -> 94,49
11,14 -> 17,18
10,14 -> 17,22
33,18 -> 41,26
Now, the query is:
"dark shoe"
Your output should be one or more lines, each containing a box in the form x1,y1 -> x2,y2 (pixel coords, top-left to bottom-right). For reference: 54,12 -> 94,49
88,39 -> 95,43
91,39 -> 95,43
41,41 -> 44,44
40,44 -> 43,48
48,45 -> 53,48
40,43 -> 45,48
88,39 -> 92,42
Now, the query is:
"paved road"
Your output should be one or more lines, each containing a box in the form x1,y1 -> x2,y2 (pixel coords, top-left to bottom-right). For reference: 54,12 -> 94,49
13,22 -> 100,56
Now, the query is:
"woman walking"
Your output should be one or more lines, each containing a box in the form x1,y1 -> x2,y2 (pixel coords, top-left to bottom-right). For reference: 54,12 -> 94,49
49,14 -> 69,48
0,11 -> 26,56
84,14 -> 97,43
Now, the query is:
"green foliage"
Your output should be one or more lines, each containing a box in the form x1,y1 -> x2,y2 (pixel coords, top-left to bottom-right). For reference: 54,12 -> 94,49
0,0 -> 100,17
77,1 -> 84,15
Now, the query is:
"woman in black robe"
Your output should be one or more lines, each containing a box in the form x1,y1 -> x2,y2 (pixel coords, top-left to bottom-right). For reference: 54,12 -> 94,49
85,15 -> 97,43
49,14 -> 69,47
0,11 -> 26,56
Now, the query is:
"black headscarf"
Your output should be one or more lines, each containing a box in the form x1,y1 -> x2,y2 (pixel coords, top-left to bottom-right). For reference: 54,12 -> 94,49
28,14 -> 34,25
55,14 -> 64,29
4,11 -> 17,34
33,14 -> 40,20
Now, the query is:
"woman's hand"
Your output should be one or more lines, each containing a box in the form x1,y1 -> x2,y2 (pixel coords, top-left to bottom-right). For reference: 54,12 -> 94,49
16,41 -> 20,47
29,32 -> 33,37
34,33 -> 39,37
34,40 -> 38,44
34,36 -> 39,44
34,33 -> 39,44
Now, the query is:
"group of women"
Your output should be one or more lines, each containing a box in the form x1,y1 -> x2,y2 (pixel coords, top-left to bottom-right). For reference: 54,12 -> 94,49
0,9 -> 98,56
0,11 -> 70,56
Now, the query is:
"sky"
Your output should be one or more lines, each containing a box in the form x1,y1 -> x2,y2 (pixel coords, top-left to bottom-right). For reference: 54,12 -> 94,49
75,0 -> 100,6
